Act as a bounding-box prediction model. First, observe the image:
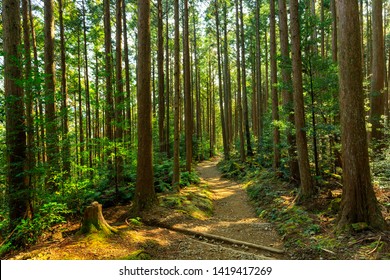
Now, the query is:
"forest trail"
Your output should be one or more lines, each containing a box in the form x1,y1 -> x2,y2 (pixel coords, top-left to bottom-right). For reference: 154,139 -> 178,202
7,158 -> 285,260
149,158 -> 285,259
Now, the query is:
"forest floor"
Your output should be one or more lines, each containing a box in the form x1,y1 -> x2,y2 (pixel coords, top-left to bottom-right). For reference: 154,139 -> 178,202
5,157 -> 390,260
6,157 -> 284,260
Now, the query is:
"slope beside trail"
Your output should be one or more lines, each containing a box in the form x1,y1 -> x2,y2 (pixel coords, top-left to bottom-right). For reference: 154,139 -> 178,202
150,157 -> 285,259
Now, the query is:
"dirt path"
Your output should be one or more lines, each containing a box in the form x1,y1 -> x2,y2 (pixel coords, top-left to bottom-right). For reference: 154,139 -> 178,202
152,158 -> 285,260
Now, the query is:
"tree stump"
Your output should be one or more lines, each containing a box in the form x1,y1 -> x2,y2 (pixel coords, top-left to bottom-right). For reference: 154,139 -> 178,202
80,201 -> 118,235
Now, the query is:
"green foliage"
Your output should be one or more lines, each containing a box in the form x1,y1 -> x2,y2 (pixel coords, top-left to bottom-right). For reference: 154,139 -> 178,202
1,202 -> 70,254
154,159 -> 200,192
128,217 -> 143,227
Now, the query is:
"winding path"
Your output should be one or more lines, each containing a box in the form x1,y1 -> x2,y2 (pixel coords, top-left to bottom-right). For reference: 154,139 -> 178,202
154,158 -> 285,260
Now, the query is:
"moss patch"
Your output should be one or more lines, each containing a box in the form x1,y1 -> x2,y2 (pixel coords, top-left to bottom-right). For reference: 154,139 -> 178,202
160,184 -> 213,220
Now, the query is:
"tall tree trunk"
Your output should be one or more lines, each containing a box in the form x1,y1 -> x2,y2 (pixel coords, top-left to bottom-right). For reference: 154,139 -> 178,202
223,2 -> 232,149
235,0 -> 245,162
158,0 -> 166,154
165,0 -> 171,157
44,0 -> 59,188
255,0 -> 263,148
134,0 -> 157,213
115,0 -> 124,189
22,0 -> 35,188
369,0 -> 385,152
336,0 -> 387,231
123,0 -> 132,147
270,0 -> 280,168
59,0 -> 70,178
104,0 -> 114,142
172,0 -> 181,187
278,0 -> 299,181
194,11 -> 203,160
77,32 -> 85,167
4,0 -> 32,231
94,55 -> 100,160
240,0 -> 253,157
183,0 -> 193,172
216,0 -> 229,160
104,0 -> 114,182
290,0 -> 315,199
82,0 -> 92,170
29,0 -> 45,165
320,0 -> 325,57
330,0 -> 337,62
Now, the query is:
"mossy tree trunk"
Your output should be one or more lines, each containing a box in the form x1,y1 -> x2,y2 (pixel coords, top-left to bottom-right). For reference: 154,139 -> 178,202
80,202 -> 118,235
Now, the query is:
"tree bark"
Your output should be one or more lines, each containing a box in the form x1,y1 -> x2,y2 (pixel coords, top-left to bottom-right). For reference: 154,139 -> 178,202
123,0 -> 132,147
369,0 -> 385,151
255,0 -> 263,148
336,0 -> 387,231
44,0 -> 59,188
278,0 -> 299,181
22,0 -> 36,187
59,0 -> 70,178
216,0 -> 229,160
240,0 -> 253,157
330,0 -> 337,62
290,0 -> 315,198
235,0 -> 245,162
104,0 -> 114,142
165,0 -> 171,157
184,0 -> 193,172
172,0 -> 181,188
4,0 -> 32,230
82,0 -> 92,170
270,0 -> 280,169
115,0 -> 124,188
158,0 -> 166,154
134,0 -> 157,213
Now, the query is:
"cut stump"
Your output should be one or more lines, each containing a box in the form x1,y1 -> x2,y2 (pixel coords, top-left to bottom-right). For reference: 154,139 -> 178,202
80,201 -> 118,235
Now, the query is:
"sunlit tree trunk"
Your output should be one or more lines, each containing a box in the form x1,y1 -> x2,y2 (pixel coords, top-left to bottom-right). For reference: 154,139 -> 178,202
134,0 -> 157,213
278,0 -> 299,181
158,0 -> 166,154
59,0 -> 70,178
165,0 -> 171,157
240,0 -> 253,157
172,0 -> 181,187
104,0 -> 114,142
4,0 -> 32,230
369,0 -> 385,152
290,0 -> 315,199
216,0 -> 229,160
270,0 -> 280,168
22,0 -> 36,187
115,0 -> 124,189
336,0 -> 387,231
44,0 -> 59,188
123,0 -> 132,148
184,0 -> 193,172
235,0 -> 245,162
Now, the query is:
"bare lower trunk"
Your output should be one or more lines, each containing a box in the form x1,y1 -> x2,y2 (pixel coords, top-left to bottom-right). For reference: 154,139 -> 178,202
336,0 -> 387,231
290,0 -> 315,198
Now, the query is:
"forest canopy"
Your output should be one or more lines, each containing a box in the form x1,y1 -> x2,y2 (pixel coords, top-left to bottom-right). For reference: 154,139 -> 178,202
0,0 -> 389,258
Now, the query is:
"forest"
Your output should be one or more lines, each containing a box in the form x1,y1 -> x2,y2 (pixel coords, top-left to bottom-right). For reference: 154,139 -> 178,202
1,0 -> 390,260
